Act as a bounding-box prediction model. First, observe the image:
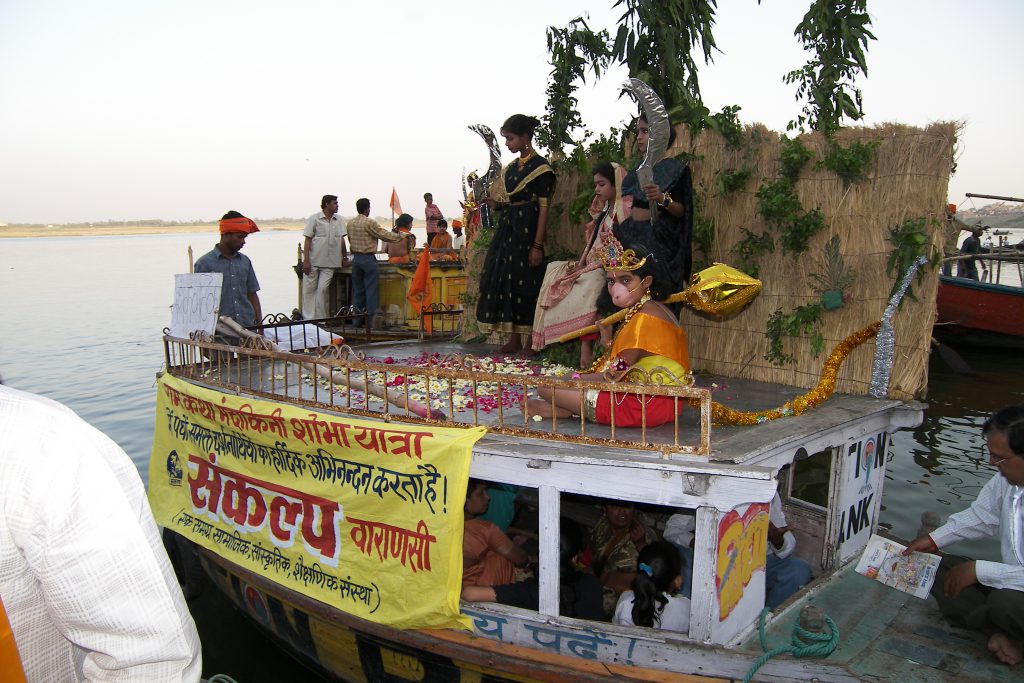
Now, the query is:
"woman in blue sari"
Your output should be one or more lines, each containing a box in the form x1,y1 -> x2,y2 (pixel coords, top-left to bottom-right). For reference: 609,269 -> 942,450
616,113 -> 694,297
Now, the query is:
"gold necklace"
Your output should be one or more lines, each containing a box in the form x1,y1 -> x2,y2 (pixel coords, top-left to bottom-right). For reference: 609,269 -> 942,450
517,149 -> 535,167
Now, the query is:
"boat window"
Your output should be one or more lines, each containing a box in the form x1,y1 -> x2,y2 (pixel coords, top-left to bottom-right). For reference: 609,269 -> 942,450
789,446 -> 833,510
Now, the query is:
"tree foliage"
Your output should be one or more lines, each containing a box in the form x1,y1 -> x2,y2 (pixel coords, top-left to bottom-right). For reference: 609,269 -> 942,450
539,1 -> 724,153
610,0 -> 720,132
784,0 -> 876,134
538,18 -> 612,152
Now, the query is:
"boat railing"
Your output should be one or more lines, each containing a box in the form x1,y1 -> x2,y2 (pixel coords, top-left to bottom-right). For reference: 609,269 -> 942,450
162,333 -> 712,456
417,302 -> 463,340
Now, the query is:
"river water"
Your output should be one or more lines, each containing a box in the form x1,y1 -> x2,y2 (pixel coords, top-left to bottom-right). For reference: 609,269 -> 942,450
1,231 -> 1020,680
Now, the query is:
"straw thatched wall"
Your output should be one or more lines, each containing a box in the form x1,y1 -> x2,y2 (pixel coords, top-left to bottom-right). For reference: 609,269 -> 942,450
674,122 -> 956,400
469,122 -> 957,400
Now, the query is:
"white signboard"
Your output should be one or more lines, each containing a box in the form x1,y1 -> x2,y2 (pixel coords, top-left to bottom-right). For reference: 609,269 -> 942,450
837,431 -> 889,562
170,272 -> 222,339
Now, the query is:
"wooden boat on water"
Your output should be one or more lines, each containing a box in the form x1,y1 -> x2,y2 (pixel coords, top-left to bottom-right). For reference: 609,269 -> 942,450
935,273 -> 1024,349
290,246 -> 467,342
935,193 -> 1024,349
153,329 -> 1018,682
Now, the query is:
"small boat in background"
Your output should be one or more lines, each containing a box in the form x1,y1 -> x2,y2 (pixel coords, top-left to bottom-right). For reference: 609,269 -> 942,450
935,193 -> 1024,349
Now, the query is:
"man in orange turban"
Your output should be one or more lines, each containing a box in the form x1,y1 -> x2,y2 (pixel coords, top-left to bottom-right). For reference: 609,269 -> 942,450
195,210 -> 263,329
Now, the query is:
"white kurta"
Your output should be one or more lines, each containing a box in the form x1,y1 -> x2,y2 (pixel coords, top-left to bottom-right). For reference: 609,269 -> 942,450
930,473 -> 1024,591
0,385 -> 201,682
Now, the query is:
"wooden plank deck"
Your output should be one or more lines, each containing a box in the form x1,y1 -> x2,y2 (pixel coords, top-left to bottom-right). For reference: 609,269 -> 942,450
739,563 -> 1017,681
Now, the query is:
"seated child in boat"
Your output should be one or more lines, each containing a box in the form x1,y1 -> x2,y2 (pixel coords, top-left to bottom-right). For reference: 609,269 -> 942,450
387,213 -> 416,263
589,500 -> 657,618
462,518 -> 604,620
430,220 -> 460,261
613,541 -> 690,633
463,478 -> 532,587
529,242 -> 691,427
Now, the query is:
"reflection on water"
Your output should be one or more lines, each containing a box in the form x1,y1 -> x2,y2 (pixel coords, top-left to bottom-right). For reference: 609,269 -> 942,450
0,233 -> 1020,676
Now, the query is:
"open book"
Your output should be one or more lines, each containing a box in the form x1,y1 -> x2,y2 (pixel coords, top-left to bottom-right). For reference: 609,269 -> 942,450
854,534 -> 940,599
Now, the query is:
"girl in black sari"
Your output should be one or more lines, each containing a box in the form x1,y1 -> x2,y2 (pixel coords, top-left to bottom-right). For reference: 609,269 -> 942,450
616,113 -> 694,297
476,114 -> 556,354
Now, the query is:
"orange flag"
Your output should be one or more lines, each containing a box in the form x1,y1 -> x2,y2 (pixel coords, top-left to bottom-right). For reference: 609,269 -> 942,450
0,598 -> 26,683
407,246 -> 433,334
389,187 -> 403,216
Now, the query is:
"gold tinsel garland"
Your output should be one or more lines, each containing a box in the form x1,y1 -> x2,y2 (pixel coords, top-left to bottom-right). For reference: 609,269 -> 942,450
704,321 -> 882,426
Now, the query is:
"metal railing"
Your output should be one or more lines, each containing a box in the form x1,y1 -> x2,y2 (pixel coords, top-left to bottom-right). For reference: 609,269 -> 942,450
163,334 -> 712,456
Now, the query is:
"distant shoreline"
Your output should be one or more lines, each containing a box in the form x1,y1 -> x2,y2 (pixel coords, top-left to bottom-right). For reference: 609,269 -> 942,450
0,217 -> 428,239
0,223 -> 304,239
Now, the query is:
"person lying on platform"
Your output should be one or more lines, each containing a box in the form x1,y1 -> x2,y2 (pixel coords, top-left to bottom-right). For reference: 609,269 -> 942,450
588,500 -> 657,618
386,213 -> 416,264
526,242 -> 691,427
463,479 -> 532,588
461,518 -> 604,620
903,404 -> 1024,667
613,540 -> 690,633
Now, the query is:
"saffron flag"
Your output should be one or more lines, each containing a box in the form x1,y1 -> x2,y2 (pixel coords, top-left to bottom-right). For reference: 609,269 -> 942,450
407,246 -> 433,335
0,597 -> 26,683
389,187 -> 402,216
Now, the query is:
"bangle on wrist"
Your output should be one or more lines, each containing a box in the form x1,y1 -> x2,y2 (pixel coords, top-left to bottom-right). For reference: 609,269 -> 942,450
661,192 -> 673,208
532,242 -> 544,250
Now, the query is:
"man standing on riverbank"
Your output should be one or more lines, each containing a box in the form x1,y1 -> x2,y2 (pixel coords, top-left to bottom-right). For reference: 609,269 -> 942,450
0,383 -> 201,681
347,198 -> 410,327
904,404 -> 1024,666
195,211 -> 262,329
302,195 -> 347,319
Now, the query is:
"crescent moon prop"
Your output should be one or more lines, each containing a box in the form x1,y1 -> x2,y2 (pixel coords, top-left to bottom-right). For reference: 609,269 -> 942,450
623,77 -> 670,216
468,124 -> 502,182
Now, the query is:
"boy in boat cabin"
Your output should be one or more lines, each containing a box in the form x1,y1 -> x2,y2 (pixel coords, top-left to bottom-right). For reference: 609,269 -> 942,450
461,518 -> 604,620
528,242 -> 691,427
904,404 -> 1024,667
386,213 -> 416,264
463,479 -> 532,588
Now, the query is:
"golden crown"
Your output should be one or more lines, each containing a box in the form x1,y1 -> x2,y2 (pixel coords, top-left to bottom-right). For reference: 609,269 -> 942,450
598,243 -> 648,271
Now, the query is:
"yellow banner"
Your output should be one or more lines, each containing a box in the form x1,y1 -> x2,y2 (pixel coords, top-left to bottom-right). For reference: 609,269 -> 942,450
148,374 -> 485,630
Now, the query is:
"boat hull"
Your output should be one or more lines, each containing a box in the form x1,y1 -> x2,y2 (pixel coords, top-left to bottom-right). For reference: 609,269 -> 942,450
935,276 -> 1024,349
191,543 -> 730,683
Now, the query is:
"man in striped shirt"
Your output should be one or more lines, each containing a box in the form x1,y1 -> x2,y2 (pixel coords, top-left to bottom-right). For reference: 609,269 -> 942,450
346,198 -> 411,327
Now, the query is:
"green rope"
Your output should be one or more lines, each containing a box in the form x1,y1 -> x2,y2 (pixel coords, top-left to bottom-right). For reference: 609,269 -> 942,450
743,607 -> 840,683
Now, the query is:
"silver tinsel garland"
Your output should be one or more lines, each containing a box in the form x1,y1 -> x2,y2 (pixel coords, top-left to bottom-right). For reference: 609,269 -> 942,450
870,255 -> 929,398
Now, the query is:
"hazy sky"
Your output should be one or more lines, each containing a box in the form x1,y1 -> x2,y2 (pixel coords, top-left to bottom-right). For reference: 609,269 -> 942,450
1,0 -> 1020,224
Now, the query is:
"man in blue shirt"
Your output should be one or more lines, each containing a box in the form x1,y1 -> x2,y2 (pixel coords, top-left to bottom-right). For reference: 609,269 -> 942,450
194,211 -> 262,329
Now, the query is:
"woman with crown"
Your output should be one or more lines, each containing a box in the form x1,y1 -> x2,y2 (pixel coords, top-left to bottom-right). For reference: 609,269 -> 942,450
528,242 -> 691,427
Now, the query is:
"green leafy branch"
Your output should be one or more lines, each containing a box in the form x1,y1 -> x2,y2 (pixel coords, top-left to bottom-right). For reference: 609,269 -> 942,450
886,217 -> 937,305
784,0 -> 876,135
765,303 -> 825,365
820,139 -> 880,186
729,228 -> 774,279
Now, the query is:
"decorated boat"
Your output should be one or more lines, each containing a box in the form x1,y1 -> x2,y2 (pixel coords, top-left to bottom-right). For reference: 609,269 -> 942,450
290,244 -> 467,341
152,109 -> 1023,680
